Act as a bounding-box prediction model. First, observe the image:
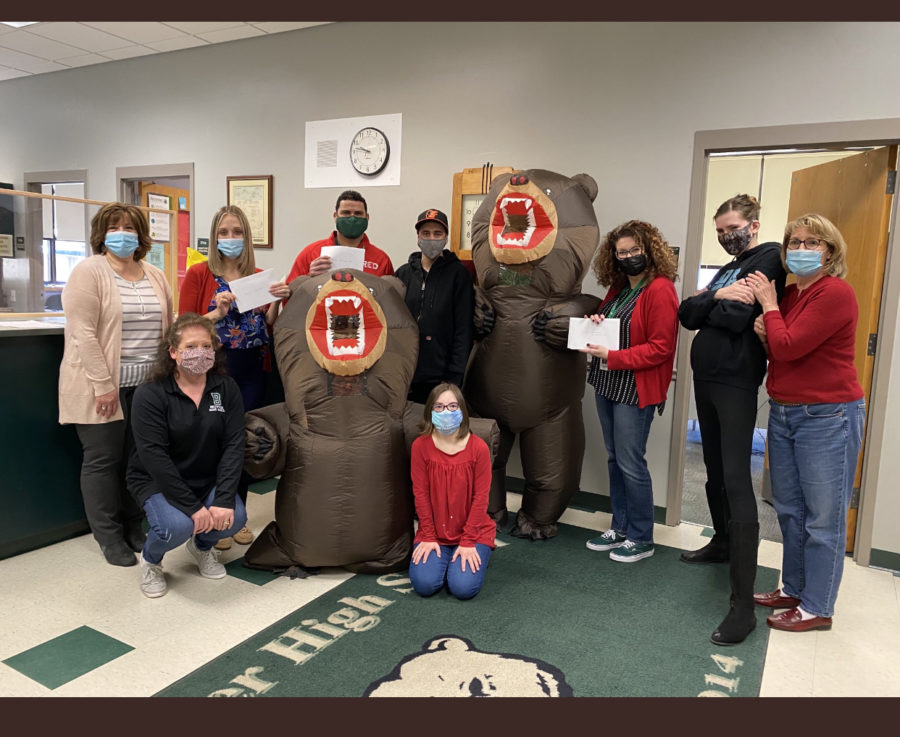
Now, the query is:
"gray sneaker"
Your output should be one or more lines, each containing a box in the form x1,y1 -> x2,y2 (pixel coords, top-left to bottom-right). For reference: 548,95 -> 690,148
186,537 -> 226,579
140,557 -> 167,598
586,529 -> 627,551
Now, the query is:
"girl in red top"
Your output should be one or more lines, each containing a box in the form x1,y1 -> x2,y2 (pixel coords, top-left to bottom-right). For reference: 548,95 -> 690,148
746,214 -> 865,634
409,383 -> 495,600
579,220 -> 679,563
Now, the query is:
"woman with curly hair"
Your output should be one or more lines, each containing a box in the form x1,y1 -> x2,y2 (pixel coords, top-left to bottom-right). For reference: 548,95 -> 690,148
678,194 -> 786,646
580,220 -> 679,564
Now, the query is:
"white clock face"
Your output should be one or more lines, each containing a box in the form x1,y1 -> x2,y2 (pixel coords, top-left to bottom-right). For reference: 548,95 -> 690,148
350,127 -> 390,176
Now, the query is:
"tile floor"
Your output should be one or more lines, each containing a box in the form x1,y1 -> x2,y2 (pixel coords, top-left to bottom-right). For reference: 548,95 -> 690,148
1,487 -> 898,697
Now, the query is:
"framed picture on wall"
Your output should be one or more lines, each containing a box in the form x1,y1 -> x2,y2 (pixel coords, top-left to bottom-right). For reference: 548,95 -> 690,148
226,175 -> 273,249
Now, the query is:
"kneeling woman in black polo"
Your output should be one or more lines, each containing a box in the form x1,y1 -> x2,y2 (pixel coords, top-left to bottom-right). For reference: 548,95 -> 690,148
128,312 -> 247,598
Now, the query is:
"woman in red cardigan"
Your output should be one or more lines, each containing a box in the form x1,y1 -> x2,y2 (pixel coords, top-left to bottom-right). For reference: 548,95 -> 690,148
579,220 -> 679,563
179,205 -> 290,549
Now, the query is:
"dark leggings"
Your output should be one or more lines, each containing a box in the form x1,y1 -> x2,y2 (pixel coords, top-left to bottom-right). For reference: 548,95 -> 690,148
224,345 -> 266,413
693,379 -> 760,534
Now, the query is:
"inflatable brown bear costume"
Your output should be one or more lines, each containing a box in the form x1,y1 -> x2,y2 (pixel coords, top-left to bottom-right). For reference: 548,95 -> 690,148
244,269 -> 418,573
466,169 -> 600,540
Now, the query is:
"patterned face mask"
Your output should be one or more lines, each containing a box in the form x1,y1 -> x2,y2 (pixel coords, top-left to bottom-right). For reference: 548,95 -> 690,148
431,408 -> 463,435
178,346 -> 215,375
717,224 -> 753,256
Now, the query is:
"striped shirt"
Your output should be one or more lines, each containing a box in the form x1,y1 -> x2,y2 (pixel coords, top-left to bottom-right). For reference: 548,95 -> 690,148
116,274 -> 163,387
587,284 -> 644,407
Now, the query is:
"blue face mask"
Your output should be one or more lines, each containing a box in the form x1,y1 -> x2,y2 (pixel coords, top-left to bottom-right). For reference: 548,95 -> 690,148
786,250 -> 824,277
104,231 -> 139,258
217,238 -> 244,259
431,409 -> 463,435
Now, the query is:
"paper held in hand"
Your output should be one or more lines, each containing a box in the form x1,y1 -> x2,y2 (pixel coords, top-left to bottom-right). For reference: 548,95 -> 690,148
320,245 -> 365,272
567,317 -> 620,351
228,269 -> 277,312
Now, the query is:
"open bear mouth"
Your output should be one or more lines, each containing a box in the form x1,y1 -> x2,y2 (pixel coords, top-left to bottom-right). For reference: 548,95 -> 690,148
491,195 -> 553,251
325,294 -> 364,356
306,275 -> 387,375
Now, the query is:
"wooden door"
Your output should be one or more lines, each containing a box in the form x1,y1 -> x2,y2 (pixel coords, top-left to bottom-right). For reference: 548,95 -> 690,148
138,181 -> 190,311
784,146 -> 896,551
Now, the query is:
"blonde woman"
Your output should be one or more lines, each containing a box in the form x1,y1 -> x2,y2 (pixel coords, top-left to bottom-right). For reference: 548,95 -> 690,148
746,214 -> 865,633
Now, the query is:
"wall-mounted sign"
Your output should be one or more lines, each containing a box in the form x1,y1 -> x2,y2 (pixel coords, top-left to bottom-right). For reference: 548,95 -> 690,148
196,238 -> 209,255
0,234 -> 13,258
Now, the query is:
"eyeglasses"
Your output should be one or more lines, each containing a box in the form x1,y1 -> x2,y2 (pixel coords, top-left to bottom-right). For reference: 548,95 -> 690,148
615,247 -> 643,259
787,238 -> 826,250
433,402 -> 459,412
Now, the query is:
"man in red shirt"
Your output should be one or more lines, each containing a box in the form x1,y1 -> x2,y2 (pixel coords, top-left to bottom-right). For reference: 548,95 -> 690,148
287,190 -> 394,282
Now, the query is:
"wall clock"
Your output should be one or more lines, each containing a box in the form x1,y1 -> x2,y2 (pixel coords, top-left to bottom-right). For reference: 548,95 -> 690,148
350,127 -> 390,176
450,163 -> 516,260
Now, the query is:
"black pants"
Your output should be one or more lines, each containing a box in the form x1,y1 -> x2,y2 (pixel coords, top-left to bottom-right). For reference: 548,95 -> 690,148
224,345 -> 266,413
74,385 -> 143,546
693,379 -> 759,535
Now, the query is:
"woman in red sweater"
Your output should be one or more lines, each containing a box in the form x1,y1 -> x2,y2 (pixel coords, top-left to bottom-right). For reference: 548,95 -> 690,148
179,206 -> 290,549
579,220 -> 679,563
409,383 -> 496,600
746,214 -> 865,633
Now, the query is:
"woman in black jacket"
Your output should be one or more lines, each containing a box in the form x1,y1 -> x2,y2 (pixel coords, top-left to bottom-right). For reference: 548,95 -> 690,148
128,313 -> 247,598
678,194 -> 786,645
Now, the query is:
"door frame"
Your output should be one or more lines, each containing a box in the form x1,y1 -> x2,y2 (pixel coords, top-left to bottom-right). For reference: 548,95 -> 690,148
667,118 -> 900,568
116,162 -> 194,248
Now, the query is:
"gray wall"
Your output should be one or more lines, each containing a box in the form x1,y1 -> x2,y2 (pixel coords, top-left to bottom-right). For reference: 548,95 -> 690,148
2,21 -> 899,561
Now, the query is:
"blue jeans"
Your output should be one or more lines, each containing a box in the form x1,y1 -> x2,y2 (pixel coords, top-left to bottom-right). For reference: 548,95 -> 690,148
767,399 -> 866,618
409,543 -> 493,600
141,487 -> 248,565
594,394 -> 656,544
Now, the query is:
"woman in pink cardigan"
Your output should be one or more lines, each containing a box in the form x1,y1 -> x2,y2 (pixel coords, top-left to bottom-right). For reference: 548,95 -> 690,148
579,220 -> 679,563
59,203 -> 173,567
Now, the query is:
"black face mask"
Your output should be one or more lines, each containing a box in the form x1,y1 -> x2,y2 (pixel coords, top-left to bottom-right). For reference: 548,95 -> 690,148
619,254 -> 647,277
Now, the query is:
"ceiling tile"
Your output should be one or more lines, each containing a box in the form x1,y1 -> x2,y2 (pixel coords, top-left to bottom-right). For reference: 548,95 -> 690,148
144,36 -> 209,53
161,22 -> 247,34
27,22 -> 137,53
0,65 -> 31,80
56,53 -> 111,68
0,48 -> 67,73
197,26 -> 266,44
248,22 -> 332,34
0,30 -> 89,61
101,45 -> 157,60
82,22 -> 188,44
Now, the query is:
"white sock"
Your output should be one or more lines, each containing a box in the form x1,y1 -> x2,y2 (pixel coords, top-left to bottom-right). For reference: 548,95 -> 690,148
796,606 -> 817,620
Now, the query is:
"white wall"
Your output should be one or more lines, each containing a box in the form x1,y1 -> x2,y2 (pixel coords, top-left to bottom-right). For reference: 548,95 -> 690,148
3,21 -> 900,560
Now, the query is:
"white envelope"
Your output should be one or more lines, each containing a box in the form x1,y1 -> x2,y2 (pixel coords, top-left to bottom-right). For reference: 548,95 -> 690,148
567,316 -> 620,351
228,269 -> 276,312
320,245 -> 365,272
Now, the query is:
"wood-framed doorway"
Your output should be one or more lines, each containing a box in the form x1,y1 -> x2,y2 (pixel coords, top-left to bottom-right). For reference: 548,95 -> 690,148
667,118 -> 900,568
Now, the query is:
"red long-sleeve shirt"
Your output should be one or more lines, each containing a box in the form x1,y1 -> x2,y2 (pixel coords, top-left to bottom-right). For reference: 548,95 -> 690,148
763,277 -> 863,404
411,433 -> 496,549
287,233 -> 394,284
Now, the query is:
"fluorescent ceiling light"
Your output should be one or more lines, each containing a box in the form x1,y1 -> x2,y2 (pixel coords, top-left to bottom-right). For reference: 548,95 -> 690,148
1,22 -> 38,28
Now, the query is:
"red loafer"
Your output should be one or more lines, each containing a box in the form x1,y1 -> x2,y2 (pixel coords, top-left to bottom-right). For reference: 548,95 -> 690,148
754,589 -> 802,609
767,607 -> 832,632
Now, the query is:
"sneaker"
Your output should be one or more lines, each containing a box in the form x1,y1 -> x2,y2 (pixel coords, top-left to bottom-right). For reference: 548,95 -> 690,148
586,529 -> 627,551
186,537 -> 227,579
140,557 -> 167,598
609,540 -> 655,562
233,526 -> 254,545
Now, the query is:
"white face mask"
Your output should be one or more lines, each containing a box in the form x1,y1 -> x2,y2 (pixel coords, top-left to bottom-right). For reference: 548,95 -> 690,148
418,237 -> 446,260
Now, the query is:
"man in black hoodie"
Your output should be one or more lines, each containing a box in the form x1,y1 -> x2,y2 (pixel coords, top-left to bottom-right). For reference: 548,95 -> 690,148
396,208 -> 475,403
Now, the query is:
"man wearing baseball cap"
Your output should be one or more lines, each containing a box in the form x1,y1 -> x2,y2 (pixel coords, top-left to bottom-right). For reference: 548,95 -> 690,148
396,208 -> 475,403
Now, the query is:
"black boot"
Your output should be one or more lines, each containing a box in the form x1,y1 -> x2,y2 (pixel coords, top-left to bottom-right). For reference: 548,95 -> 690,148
680,536 -> 729,564
710,521 -> 759,646
101,540 -> 137,567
